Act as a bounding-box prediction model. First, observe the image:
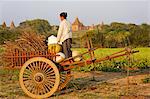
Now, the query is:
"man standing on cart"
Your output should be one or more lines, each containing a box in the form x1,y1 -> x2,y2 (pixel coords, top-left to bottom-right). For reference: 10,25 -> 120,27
57,12 -> 72,58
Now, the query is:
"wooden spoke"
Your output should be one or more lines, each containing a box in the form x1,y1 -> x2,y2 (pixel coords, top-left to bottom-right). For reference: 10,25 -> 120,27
39,61 -> 44,70
45,70 -> 55,75
57,70 -> 71,91
27,64 -> 34,72
19,57 -> 60,99
44,66 -> 53,74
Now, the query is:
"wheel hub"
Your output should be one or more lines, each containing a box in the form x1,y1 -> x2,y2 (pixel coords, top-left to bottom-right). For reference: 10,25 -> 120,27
34,73 -> 44,83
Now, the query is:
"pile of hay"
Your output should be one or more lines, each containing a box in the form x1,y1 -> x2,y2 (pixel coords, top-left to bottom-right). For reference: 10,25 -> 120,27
2,31 -> 47,66
4,31 -> 47,52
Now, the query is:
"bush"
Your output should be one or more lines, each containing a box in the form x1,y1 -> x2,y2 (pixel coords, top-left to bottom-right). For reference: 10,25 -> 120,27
0,28 -> 21,44
74,59 -> 149,72
19,19 -> 51,34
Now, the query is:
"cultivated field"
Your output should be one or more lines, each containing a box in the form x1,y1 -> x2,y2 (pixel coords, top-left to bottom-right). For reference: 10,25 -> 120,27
72,47 -> 150,72
73,47 -> 150,60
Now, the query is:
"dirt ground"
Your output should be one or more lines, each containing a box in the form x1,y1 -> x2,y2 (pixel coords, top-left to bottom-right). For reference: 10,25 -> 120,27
0,68 -> 150,99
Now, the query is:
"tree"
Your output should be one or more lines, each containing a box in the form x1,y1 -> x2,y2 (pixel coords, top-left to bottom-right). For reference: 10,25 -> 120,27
128,23 -> 150,47
80,22 -> 149,48
0,28 -> 21,44
19,19 -> 51,34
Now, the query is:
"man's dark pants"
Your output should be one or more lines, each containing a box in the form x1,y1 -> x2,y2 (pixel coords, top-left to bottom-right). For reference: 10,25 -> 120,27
62,38 -> 72,58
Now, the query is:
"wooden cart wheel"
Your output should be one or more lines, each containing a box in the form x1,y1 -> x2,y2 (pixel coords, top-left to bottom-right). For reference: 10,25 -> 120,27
58,70 -> 71,91
19,57 -> 60,99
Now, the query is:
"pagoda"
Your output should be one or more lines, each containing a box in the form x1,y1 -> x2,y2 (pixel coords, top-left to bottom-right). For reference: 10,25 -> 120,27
72,17 -> 84,31
10,21 -> 15,29
2,21 -> 6,28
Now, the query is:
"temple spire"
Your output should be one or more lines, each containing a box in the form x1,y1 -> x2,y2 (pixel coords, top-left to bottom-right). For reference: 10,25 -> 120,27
2,21 -> 6,28
72,17 -> 83,26
10,21 -> 15,29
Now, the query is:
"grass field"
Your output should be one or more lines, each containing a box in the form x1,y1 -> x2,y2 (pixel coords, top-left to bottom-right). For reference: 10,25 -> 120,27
72,47 -> 150,72
72,47 -> 150,60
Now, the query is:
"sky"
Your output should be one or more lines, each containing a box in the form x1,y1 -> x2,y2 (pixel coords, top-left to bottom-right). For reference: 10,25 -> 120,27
0,0 -> 149,26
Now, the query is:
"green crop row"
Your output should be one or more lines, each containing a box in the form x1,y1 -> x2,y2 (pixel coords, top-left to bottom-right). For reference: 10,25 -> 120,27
72,47 -> 150,72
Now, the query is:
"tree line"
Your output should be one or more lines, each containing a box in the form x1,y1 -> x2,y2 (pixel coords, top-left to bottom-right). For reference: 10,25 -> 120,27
81,22 -> 150,48
0,19 -> 56,44
0,19 -> 149,48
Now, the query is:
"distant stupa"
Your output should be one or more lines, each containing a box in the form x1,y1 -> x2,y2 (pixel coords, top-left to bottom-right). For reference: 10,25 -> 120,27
10,21 -> 15,29
99,21 -> 104,30
2,21 -> 6,28
72,17 -> 83,26
72,17 -> 84,31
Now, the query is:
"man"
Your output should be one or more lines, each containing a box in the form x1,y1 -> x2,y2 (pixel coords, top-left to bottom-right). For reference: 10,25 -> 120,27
57,12 -> 72,58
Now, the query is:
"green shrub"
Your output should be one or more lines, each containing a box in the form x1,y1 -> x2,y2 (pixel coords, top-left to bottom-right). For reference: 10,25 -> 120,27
74,58 -> 149,72
0,28 -> 21,44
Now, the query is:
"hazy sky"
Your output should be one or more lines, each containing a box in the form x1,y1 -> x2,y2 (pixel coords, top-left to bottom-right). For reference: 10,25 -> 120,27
0,0 -> 149,26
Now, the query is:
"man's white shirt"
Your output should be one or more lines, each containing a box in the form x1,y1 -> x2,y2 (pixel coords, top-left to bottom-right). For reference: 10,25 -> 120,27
57,19 -> 72,44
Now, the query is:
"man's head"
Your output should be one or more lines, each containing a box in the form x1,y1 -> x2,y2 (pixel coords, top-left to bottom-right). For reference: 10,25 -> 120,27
60,12 -> 67,21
